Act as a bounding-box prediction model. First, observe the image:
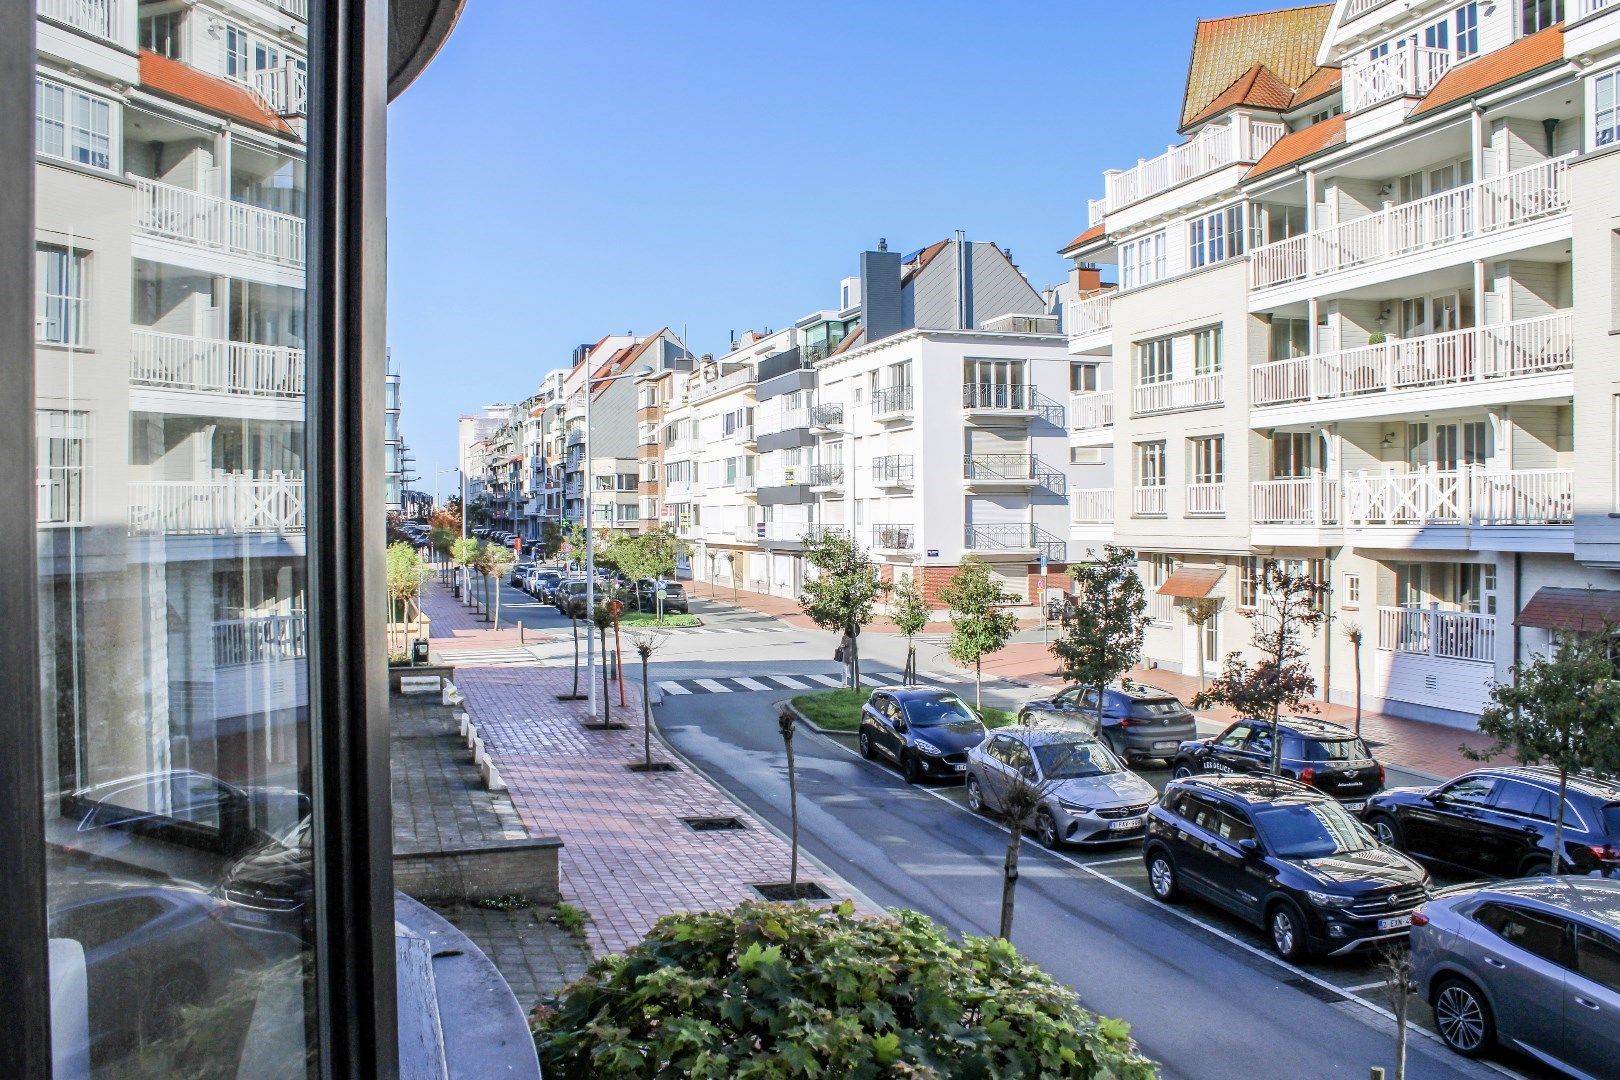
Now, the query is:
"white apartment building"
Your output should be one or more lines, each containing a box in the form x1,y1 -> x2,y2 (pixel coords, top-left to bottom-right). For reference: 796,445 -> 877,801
668,349 -> 764,589
1064,0 -> 1620,729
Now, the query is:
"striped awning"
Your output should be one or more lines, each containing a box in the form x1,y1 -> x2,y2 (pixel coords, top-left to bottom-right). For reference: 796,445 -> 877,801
1516,588 -> 1620,633
1157,566 -> 1225,599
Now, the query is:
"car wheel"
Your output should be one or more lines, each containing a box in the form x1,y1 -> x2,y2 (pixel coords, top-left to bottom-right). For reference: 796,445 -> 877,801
858,729 -> 874,760
1519,854 -> 1555,878
1368,813 -> 1403,849
1034,809 -> 1060,849
1171,761 -> 1195,781
901,752 -> 922,784
966,775 -> 986,814
1268,900 -> 1309,963
1433,978 -> 1494,1058
1146,849 -> 1181,903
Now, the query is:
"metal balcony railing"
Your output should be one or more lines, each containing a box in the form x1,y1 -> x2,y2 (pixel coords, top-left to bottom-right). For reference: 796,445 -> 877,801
808,403 -> 845,431
871,455 -> 915,485
872,524 -> 915,551
963,523 -> 1066,562
870,384 -> 914,418
808,463 -> 844,487
963,454 -> 1066,494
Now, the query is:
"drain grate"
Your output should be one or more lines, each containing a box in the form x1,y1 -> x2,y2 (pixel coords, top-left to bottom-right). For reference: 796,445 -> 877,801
627,762 -> 679,773
753,882 -> 832,902
682,815 -> 747,832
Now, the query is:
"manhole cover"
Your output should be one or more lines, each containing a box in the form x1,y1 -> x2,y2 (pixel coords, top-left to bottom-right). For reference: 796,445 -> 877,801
752,882 -> 832,902
682,816 -> 746,832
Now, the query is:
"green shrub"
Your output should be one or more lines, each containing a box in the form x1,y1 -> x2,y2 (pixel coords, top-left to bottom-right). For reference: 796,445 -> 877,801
533,900 -> 1156,1080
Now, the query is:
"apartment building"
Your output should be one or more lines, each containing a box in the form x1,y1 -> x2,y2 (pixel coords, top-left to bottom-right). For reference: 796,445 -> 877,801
384,356 -> 421,515
667,348 -> 764,588
1064,0 -> 1620,729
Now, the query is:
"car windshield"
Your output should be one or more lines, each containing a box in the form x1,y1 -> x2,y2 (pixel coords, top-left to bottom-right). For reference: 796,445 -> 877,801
1301,737 -> 1371,762
1033,740 -> 1122,779
1252,802 -> 1375,859
1129,699 -> 1183,716
903,694 -> 977,727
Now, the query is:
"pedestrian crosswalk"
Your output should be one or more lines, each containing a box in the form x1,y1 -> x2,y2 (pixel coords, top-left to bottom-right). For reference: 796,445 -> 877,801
668,624 -> 800,637
433,645 -> 539,667
656,669 -> 913,696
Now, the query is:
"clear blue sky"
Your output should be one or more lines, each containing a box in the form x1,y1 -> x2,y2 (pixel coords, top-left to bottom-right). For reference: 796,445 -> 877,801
386,0 -> 1272,481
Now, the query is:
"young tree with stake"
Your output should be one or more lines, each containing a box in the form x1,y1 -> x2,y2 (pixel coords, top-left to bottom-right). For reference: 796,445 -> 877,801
484,544 -> 515,629
889,573 -> 929,685
1342,622 -> 1365,738
777,709 -> 801,890
940,558 -> 1020,709
450,536 -> 480,606
385,542 -> 424,656
1050,546 -> 1148,739
627,628 -> 669,769
1183,596 -> 1222,692
799,530 -> 888,690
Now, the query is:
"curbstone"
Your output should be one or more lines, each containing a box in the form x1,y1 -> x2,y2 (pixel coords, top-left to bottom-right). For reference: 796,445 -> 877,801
480,759 -> 506,793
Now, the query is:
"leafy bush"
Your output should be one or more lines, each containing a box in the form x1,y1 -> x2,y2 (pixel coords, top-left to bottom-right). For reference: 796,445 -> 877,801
533,900 -> 1157,1080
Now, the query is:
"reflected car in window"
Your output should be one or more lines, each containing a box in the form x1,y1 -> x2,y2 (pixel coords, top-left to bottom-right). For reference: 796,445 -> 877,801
857,687 -> 988,783
966,728 -> 1157,847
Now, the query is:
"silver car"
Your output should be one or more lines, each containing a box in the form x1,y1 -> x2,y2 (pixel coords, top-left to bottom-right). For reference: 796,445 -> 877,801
1411,876 -> 1620,1077
965,728 -> 1158,848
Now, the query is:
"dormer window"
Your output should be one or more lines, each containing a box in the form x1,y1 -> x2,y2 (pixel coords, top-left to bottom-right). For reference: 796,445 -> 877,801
1520,0 -> 1562,36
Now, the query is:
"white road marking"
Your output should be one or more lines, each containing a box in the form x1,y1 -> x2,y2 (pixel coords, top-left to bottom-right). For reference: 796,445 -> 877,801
656,681 -> 692,695
694,678 -> 733,694
731,677 -> 772,691
767,675 -> 810,689
804,674 -> 843,688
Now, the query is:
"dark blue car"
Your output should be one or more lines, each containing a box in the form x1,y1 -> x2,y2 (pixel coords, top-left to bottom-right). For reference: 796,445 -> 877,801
858,686 -> 988,783
1017,680 -> 1197,764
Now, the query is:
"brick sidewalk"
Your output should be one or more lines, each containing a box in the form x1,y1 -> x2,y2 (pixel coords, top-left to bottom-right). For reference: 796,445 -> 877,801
693,580 -> 1039,634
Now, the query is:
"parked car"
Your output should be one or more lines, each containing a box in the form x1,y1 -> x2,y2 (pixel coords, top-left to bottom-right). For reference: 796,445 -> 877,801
1018,680 -> 1197,764
1365,767 -> 1620,880
61,770 -> 306,862
965,728 -> 1157,847
1169,717 -> 1385,811
217,815 -> 313,952
1143,774 -> 1430,960
633,580 -> 688,614
1411,877 -> 1620,1073
555,579 -> 590,618
858,687 -> 989,783
509,561 -> 535,586
530,570 -> 562,601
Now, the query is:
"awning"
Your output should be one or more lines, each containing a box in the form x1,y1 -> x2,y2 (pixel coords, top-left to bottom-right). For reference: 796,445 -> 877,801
1516,588 -> 1620,633
1158,566 -> 1225,599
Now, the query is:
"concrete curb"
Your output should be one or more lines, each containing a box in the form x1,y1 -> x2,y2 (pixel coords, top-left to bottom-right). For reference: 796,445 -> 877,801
777,700 -> 855,740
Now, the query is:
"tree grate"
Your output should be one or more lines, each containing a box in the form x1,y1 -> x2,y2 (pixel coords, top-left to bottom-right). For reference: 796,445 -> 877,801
752,882 -> 832,902
681,815 -> 746,832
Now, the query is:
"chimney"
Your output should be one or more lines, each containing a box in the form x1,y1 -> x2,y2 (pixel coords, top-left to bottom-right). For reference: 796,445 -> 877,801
1077,263 -> 1102,295
954,230 -> 973,330
860,246 -> 903,344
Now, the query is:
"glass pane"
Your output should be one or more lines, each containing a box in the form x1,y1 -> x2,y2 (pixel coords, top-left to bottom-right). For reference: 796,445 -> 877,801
35,5 -> 316,1076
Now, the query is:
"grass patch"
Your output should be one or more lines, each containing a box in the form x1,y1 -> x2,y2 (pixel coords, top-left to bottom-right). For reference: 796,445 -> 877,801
790,687 -> 1016,732
616,610 -> 701,628
550,902 -> 589,935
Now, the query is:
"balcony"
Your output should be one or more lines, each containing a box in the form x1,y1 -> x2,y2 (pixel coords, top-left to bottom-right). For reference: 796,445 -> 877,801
735,475 -> 758,495
808,403 -> 844,433
758,406 -> 811,438
1344,46 -> 1451,114
872,524 -> 915,552
134,178 -> 306,268
1345,468 -> 1573,534
963,454 -> 1067,494
38,0 -> 130,45
1070,488 -> 1114,525
1068,390 -> 1113,433
1132,485 -> 1166,517
1087,197 -> 1107,229
1251,477 -> 1342,526
1131,373 -> 1222,417
689,367 -> 753,405
1344,0 -> 1396,18
872,455 -> 915,489
1250,312 -> 1574,413
730,424 -> 755,445
964,523 -> 1065,562
962,384 -> 1065,425
1251,157 -> 1573,292
808,463 -> 844,491
214,614 -> 306,667
1068,292 -> 1113,341
130,329 -> 305,398
276,0 -> 309,17
1103,116 -> 1286,213
128,474 -> 304,536
870,384 -> 914,422
1186,482 -> 1226,517
243,60 -> 308,118
1377,606 -> 1495,664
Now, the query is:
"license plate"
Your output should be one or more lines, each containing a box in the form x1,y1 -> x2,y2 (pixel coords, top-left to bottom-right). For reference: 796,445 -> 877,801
1378,915 -> 1412,931
1153,741 -> 1178,750
235,909 -> 274,926
1342,801 -> 1366,812
952,763 -> 966,772
1109,818 -> 1144,831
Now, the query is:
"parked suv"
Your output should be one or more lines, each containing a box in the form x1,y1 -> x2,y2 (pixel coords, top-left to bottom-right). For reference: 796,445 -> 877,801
1143,774 -> 1429,960
1170,717 -> 1385,811
1018,680 -> 1197,764
554,579 -> 590,618
965,728 -> 1157,847
858,687 -> 988,783
1411,877 -> 1620,1073
632,580 -> 688,614
1365,766 -> 1620,879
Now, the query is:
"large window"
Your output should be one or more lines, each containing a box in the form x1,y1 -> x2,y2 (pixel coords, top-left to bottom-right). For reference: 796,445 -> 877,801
1137,337 -> 1173,385
1190,436 -> 1224,485
1136,441 -> 1167,487
1193,327 -> 1222,375
1454,2 -> 1479,57
35,245 -> 87,346
1120,230 -> 1167,290
36,78 -> 114,173
1188,205 -> 1244,269
36,409 -> 87,525
1597,69 -> 1619,150
1521,0 -> 1562,36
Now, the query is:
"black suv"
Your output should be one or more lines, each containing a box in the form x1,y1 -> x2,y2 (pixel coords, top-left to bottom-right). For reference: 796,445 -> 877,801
1017,680 -> 1197,764
1365,766 -> 1620,879
634,580 -> 689,614
858,687 -> 989,783
1170,717 -> 1385,811
1144,775 -> 1430,960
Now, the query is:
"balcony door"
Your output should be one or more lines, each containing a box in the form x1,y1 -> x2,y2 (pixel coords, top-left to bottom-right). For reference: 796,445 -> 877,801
965,359 -> 1025,408
1408,420 -> 1490,470
1271,430 -> 1318,479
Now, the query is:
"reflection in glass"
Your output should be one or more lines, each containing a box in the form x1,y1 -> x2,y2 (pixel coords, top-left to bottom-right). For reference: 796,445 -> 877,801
36,1 -> 315,1074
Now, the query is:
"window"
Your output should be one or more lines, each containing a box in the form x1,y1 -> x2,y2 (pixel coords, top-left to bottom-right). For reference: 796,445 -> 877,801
1440,776 -> 1499,807
226,25 -> 249,77
1521,0 -> 1563,36
1193,327 -> 1222,375
1070,361 -> 1099,393
35,78 -> 113,172
36,410 -> 87,525
1271,431 -> 1315,478
36,245 -> 87,345
1309,104 -> 1343,124
1343,573 -> 1361,609
1239,557 -> 1261,609
1492,780 -> 1555,820
1270,317 -> 1309,361
139,11 -> 182,58
1577,926 -> 1620,994
1597,70 -> 1619,150
1188,205 -> 1244,269
1455,2 -> 1479,57
1475,903 -> 1573,966
1070,446 -> 1104,465
1189,437 -> 1223,486
1136,442 -> 1167,487
1120,230 -> 1167,290
1137,337 -> 1173,385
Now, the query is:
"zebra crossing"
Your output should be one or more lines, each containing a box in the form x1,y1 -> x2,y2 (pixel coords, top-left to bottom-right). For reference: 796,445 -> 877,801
432,645 -> 539,667
668,624 -> 800,637
656,669 -> 913,697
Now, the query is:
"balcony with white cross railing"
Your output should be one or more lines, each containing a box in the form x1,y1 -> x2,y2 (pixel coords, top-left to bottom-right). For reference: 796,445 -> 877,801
1132,372 -> 1223,417
134,177 -> 307,269
38,0 -> 133,47
131,329 -> 305,398
1344,467 -> 1573,549
1068,390 -> 1113,434
128,473 -> 304,536
244,59 -> 308,117
1067,292 -> 1113,345
1249,312 -> 1574,418
1377,606 -> 1495,664
214,614 -> 307,667
1102,116 -> 1287,215
964,523 -> 1066,563
1250,157 -> 1573,295
1343,46 -> 1452,114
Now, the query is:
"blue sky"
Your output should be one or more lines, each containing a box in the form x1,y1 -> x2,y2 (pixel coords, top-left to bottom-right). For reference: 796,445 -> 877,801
386,0 -> 1274,480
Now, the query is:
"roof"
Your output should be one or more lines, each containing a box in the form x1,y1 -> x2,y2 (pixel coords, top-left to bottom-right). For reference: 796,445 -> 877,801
1180,4 -> 1334,130
1516,587 -> 1620,633
1288,64 -> 1341,108
1158,565 -> 1226,599
1059,223 -> 1106,256
1184,62 -> 1298,127
138,51 -> 295,136
1181,773 -> 1317,803
1475,878 -> 1620,926
827,326 -> 865,357
1412,26 -> 1566,117
902,239 -> 950,284
1244,112 -> 1346,180
1478,766 -> 1620,802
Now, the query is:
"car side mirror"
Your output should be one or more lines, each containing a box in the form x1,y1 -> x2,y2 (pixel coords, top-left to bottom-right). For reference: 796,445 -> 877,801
1422,791 -> 1441,804
893,718 -> 908,733
1238,837 -> 1261,858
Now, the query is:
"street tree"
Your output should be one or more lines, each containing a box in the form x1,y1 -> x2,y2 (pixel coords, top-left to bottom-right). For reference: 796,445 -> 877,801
889,573 -> 929,685
1183,597 -> 1222,693
449,536 -> 480,605
988,766 -> 1059,941
1193,561 -> 1326,777
1467,630 -> 1620,873
1051,546 -> 1149,734
586,602 -> 621,729
427,526 -> 455,581
1378,940 -> 1416,1080
799,529 -> 889,690
482,543 -> 516,629
563,521 -> 587,572
385,542 -> 425,657
725,551 -> 738,601
537,520 -> 564,561
940,557 -> 1020,709
627,628 -> 670,769
1342,622 -> 1365,737
777,709 -> 801,889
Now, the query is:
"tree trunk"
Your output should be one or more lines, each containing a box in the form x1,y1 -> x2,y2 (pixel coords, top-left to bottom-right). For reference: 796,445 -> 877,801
786,731 -> 800,887
1270,700 -> 1284,777
1195,615 -> 1206,693
493,577 -> 502,630
904,639 -> 915,684
999,822 -> 1023,939
1553,766 -> 1569,875
849,625 -> 861,691
1095,682 -> 1106,737
1395,983 -> 1409,1080
600,626 -> 612,725
570,615 -> 581,697
641,652 -> 652,767
975,656 -> 983,709
1352,639 -> 1363,738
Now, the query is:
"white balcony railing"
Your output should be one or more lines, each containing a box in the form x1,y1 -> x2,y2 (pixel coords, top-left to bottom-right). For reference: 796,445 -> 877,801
1345,0 -> 1397,17
1251,312 -> 1574,408
1344,45 -> 1452,113
214,614 -> 306,667
1579,0 -> 1617,15
1071,488 -> 1114,525
1068,390 -> 1113,432
275,0 -> 309,17
1345,468 -> 1573,528
134,178 -> 307,268
1132,485 -> 1167,517
1251,477 -> 1342,526
1087,197 -> 1107,228
688,366 -> 753,405
1377,606 -> 1495,663
131,329 -> 305,398
1132,372 -> 1223,416
1104,116 -> 1286,212
1186,482 -> 1226,517
1069,292 -> 1113,338
38,0 -> 128,44
129,474 -> 304,536
1148,592 -> 1175,626
247,60 -> 308,117
1252,157 -> 1573,290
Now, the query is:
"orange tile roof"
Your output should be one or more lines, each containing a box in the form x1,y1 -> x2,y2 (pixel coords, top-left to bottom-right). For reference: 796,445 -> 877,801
1411,26 -> 1565,117
1181,4 -> 1333,130
1185,63 -> 1298,126
1289,65 -> 1341,108
1059,223 -> 1105,255
1244,112 -> 1346,180
901,239 -> 950,283
139,50 -> 294,136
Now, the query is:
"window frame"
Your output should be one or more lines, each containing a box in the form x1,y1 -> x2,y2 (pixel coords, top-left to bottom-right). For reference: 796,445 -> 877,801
35,243 -> 88,346
1594,67 -> 1619,152
1188,204 -> 1244,269
34,76 -> 116,174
